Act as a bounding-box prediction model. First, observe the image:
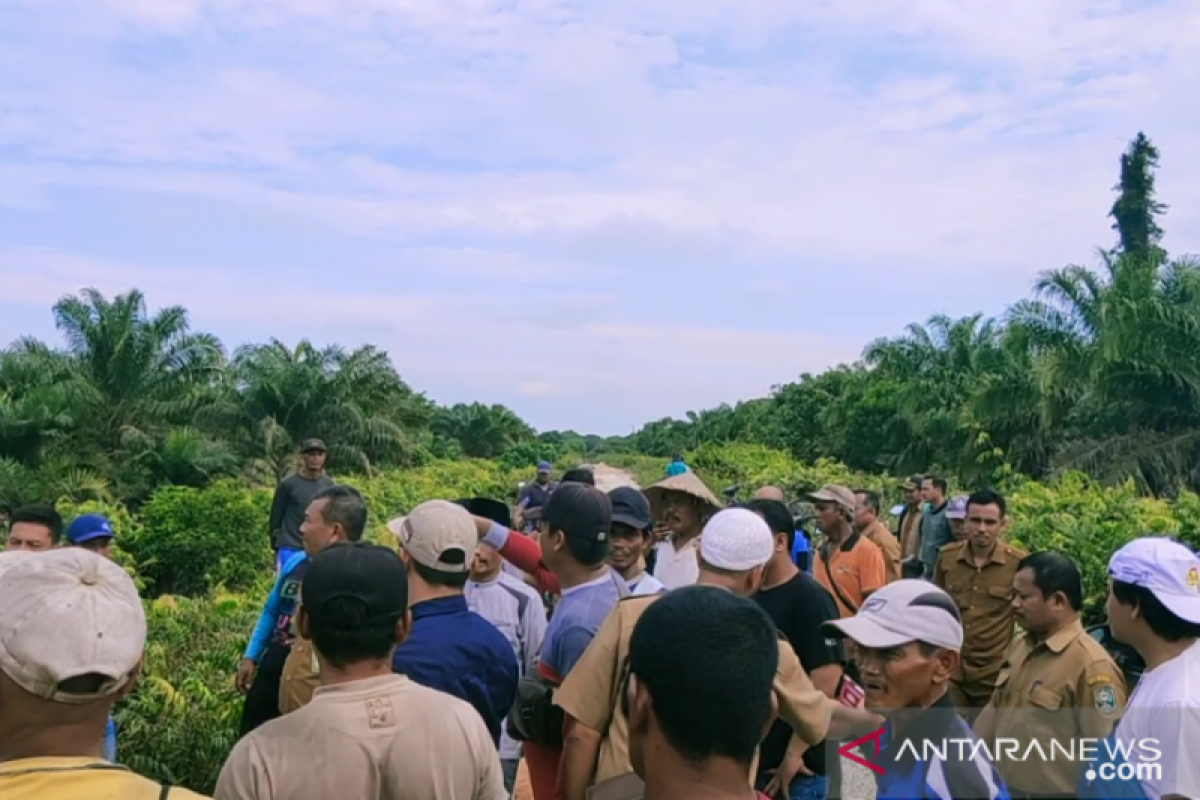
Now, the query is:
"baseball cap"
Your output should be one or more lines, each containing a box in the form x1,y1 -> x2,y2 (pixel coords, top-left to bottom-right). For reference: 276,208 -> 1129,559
823,579 -> 963,651
66,513 -> 115,545
699,508 -> 775,572
455,497 -> 512,529
387,499 -> 477,572
0,547 -> 146,703
301,438 -> 327,453
537,461 -> 552,473
1109,537 -> 1200,624
609,487 -> 652,531
807,485 -> 855,513
561,468 -> 596,486
302,541 -> 408,621
946,495 -> 969,520
542,482 -> 612,541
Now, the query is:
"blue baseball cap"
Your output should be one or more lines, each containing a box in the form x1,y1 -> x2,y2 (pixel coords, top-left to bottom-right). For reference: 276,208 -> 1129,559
537,461 -> 552,473
66,514 -> 116,545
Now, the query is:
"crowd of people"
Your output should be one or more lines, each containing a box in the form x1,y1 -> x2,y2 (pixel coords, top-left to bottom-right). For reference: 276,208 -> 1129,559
2,453 -> 1199,800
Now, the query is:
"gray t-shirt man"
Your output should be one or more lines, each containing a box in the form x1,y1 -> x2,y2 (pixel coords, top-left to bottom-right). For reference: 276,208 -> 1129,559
269,472 -> 335,552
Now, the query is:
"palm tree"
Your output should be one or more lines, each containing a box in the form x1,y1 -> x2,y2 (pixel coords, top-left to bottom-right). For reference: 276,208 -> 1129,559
433,402 -> 535,459
215,339 -> 433,473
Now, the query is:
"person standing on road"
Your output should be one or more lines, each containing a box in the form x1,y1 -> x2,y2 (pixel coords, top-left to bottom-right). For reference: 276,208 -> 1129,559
387,500 -> 519,749
1087,537 -> 1200,800
237,485 -> 366,736
3,505 -> 63,551
472,483 -> 625,800
975,553 -> 1126,799
823,580 -> 1010,800
607,487 -> 666,596
623,586 -> 782,800
515,462 -> 556,530
466,535 -> 548,795
918,476 -> 953,578
743,498 -> 844,800
810,485 -> 887,619
644,471 -> 722,590
267,439 -> 334,575
854,489 -> 903,584
933,489 -> 1026,720
217,542 -> 507,800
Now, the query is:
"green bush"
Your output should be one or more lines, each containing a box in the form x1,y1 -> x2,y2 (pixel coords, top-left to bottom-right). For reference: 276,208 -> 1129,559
130,480 -> 273,596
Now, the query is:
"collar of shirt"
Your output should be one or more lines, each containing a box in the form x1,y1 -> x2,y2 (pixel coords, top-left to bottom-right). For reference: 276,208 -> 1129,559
1035,618 -> 1085,654
954,542 -> 1010,567
561,570 -> 616,597
410,594 -> 470,621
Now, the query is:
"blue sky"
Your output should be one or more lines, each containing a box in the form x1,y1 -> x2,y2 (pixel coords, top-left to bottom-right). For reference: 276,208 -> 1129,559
1,0 -> 1198,435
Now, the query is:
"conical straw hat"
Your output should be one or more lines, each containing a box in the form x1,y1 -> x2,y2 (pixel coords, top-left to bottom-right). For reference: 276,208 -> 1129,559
643,470 -> 723,523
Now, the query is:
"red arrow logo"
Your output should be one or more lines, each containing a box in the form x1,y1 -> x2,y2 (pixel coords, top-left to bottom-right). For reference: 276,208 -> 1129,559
837,727 -> 886,775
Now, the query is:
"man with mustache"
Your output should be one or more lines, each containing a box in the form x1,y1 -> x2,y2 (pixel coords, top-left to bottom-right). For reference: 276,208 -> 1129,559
932,489 -> 1027,722
823,580 -> 1010,800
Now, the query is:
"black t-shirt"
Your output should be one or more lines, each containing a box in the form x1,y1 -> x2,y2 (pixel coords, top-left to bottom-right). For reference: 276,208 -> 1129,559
754,571 -> 845,777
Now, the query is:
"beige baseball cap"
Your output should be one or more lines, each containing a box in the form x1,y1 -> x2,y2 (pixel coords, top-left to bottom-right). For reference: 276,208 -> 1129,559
807,484 -> 856,513
0,547 -> 146,704
388,499 -> 477,573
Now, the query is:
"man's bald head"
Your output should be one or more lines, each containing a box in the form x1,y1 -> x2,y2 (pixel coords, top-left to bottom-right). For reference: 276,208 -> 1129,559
754,486 -> 785,502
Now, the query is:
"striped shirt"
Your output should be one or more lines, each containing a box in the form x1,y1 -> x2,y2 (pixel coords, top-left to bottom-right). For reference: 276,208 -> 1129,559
875,693 -> 1009,800
465,571 -> 548,760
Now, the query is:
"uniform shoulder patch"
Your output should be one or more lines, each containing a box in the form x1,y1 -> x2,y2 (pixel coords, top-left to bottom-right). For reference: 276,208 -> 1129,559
1093,683 -> 1118,715
1086,673 -> 1114,686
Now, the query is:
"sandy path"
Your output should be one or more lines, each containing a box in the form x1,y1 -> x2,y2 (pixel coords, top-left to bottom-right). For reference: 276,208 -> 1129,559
590,463 -> 639,491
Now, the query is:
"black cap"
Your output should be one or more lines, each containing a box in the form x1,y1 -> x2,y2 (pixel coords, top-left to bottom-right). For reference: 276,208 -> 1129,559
301,438 -> 327,453
543,483 -> 612,541
301,542 -> 408,621
560,468 -> 595,486
608,487 -> 651,531
455,497 -> 512,528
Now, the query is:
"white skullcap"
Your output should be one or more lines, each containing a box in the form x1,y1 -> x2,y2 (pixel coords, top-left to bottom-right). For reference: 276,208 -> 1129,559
0,547 -> 146,704
699,508 -> 775,571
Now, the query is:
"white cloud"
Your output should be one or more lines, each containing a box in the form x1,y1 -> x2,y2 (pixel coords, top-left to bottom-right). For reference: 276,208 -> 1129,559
1,0 -> 1198,430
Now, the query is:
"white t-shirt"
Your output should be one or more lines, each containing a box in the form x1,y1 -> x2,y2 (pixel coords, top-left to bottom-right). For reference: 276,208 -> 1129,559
1116,639 -> 1200,800
652,537 -> 700,590
627,573 -> 666,596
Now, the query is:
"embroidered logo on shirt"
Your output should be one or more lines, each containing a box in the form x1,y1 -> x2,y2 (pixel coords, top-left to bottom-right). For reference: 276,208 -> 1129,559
365,696 -> 397,728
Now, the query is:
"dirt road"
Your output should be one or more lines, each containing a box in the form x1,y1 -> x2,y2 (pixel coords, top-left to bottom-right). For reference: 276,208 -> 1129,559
590,463 -> 639,491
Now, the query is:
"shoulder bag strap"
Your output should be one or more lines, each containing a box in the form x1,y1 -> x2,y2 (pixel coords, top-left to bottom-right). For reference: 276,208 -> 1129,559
159,786 -> 172,800
820,544 -> 859,615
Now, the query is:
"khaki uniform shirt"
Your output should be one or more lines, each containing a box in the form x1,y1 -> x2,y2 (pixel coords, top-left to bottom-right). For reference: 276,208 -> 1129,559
553,594 -> 831,787
899,505 -> 923,558
984,620 -> 1127,796
279,636 -> 321,715
933,540 -> 1028,686
862,520 -> 903,584
216,674 -> 507,800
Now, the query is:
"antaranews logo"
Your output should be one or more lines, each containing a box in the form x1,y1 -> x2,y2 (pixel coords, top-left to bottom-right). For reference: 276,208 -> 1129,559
837,729 -> 1163,783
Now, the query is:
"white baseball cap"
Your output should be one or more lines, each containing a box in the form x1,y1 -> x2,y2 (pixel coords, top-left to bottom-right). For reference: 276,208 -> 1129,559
1109,537 -> 1200,624
0,547 -> 146,703
388,499 -> 479,573
699,508 -> 775,571
822,579 -> 964,651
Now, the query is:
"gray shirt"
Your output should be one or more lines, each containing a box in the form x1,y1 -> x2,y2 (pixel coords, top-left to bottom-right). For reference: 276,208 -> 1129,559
917,501 -> 953,575
269,472 -> 335,551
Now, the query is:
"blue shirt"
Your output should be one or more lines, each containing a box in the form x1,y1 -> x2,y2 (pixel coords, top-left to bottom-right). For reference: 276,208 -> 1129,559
244,551 -> 309,662
391,594 -> 519,747
792,530 -> 812,573
875,694 -> 1009,800
664,461 -> 688,477
541,571 -> 626,680
103,715 -> 116,761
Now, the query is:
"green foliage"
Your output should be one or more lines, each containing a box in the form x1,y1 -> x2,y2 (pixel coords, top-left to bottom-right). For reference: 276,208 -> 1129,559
130,480 -> 273,595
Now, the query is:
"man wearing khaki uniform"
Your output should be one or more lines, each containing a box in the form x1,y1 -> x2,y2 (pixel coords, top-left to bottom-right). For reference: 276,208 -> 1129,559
553,508 -> 882,800
975,553 -> 1126,800
933,488 -> 1027,721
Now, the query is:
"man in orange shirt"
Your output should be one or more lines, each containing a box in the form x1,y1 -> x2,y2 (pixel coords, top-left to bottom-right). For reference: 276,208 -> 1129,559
809,485 -> 887,619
